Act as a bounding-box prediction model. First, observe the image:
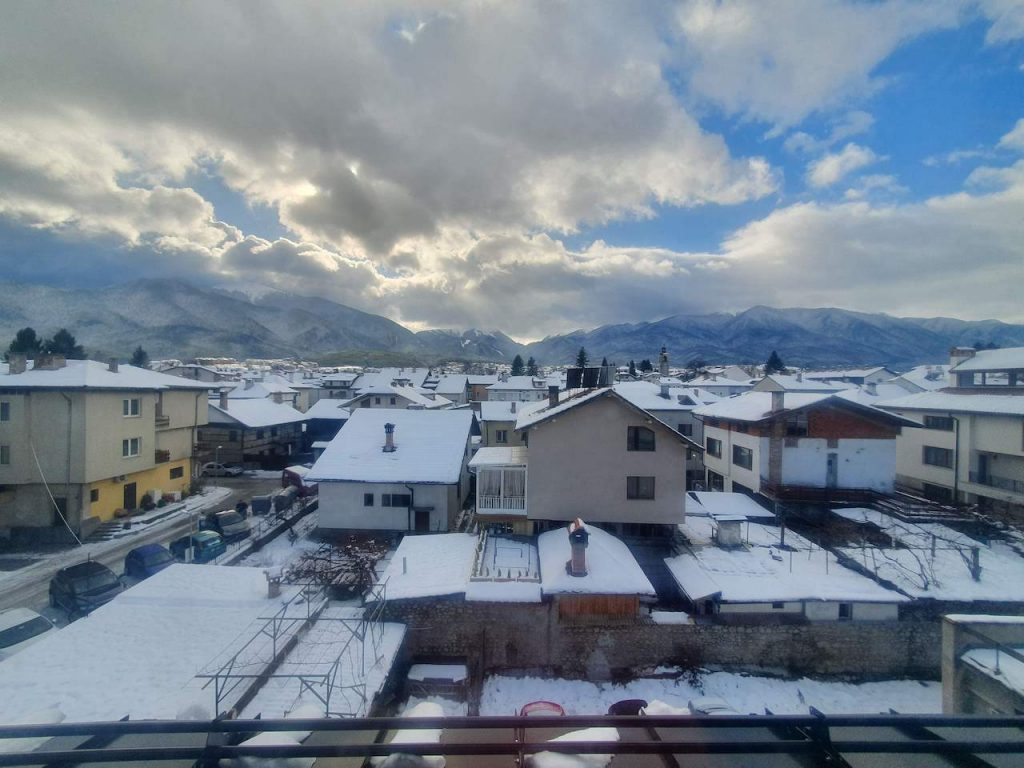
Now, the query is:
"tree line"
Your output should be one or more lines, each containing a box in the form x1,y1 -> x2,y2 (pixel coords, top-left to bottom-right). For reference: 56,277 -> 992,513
4,326 -> 149,367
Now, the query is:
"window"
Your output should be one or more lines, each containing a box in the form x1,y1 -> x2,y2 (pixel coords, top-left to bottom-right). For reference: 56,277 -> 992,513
390,397 -> 396,405
271,427 -> 278,437
374,397 -> 381,405
786,413 -> 808,436
838,603 -> 852,620
122,437 -> 141,457
495,429 -> 508,444
626,426 -> 655,451
362,400 -> 370,407
706,437 -> 722,458
169,466 -> 184,480
363,493 -> 374,506
678,423 -> 693,437
228,430 -> 237,442
382,493 -> 411,507
923,445 -> 953,468
772,602 -> 785,610
256,429 -> 265,440
707,470 -> 724,491
0,402 -> 8,421
122,398 -> 141,417
89,488 -> 99,503
732,445 -> 753,470
0,445 -> 8,465
626,475 -> 655,500
923,415 -> 955,431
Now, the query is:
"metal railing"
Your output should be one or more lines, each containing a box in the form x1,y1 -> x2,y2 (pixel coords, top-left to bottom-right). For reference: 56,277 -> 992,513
0,713 -> 1022,765
969,471 -> 1024,495
479,494 -> 526,511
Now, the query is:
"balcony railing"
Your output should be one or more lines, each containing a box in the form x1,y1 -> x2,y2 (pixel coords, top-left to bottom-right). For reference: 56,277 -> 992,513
154,449 -> 171,464
969,472 -> 1024,495
154,414 -> 170,428
479,495 -> 526,511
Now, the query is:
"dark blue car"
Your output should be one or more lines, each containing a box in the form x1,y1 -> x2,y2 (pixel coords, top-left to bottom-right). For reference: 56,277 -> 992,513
124,543 -> 176,580
49,561 -> 123,617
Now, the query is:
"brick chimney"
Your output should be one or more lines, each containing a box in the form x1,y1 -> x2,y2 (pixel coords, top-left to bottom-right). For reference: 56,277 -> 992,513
35,354 -> 66,371
7,355 -> 26,375
219,390 -> 228,410
548,385 -> 559,409
566,518 -> 589,577
383,422 -> 396,453
107,357 -> 118,373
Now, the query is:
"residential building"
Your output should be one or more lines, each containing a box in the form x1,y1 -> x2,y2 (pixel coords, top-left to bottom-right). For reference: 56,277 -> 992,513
320,371 -> 360,400
878,347 -> 1024,513
513,387 -> 696,531
487,375 -> 556,402
467,374 -> 499,402
751,373 -> 846,394
303,399 -> 351,444
684,373 -> 754,398
342,384 -> 452,410
0,356 -> 209,541
887,364 -> 951,393
804,367 -> 898,386
477,400 -> 529,447
695,391 -> 915,502
432,374 -> 469,406
200,392 -> 307,468
160,363 -> 232,383
227,378 -> 300,409
309,409 -> 475,533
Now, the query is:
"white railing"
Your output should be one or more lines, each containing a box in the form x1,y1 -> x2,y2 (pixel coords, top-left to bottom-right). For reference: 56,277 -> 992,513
479,495 -> 526,511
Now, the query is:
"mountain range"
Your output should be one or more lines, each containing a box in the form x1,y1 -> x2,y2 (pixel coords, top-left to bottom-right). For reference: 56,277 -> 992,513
0,279 -> 1022,370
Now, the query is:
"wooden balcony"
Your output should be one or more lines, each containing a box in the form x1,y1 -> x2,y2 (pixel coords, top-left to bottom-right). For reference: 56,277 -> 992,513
154,449 -> 171,464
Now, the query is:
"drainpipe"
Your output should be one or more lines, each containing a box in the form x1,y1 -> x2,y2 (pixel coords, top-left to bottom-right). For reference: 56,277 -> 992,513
60,392 -> 76,539
951,414 -> 960,505
405,484 -> 416,531
192,391 -> 202,479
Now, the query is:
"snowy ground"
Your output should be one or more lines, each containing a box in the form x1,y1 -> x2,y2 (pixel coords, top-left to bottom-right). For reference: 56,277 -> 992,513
479,670 -> 941,717
237,510 -> 321,571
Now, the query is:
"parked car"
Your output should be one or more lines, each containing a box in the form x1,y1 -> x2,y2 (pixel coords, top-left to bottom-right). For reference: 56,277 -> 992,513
199,509 -> 251,542
200,462 -> 244,477
49,561 -> 123,617
0,608 -> 56,661
281,465 -> 318,498
688,697 -> 739,716
124,543 -> 176,580
169,531 -> 227,564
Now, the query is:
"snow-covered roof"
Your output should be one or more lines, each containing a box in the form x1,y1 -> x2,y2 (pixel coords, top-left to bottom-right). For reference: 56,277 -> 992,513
0,565 -> 300,722
694,392 -> 831,421
478,401 -> 522,422
889,365 -> 950,392
378,533 -> 478,600
307,409 -> 474,484
354,367 -> 431,390
754,374 -> 847,392
0,359 -> 210,391
952,347 -> 1024,372
613,381 -> 719,412
488,375 -> 551,391
468,446 -> 528,468
345,384 -> 452,409
515,387 -> 611,430
303,399 -> 353,420
688,374 -> 754,389
833,507 -> 1024,602
538,523 -> 655,597
207,399 -> 307,429
666,516 -> 904,604
877,392 -> 1024,417
467,375 -> 499,385
434,374 -> 468,395
805,367 -> 894,380
688,491 -> 775,520
227,381 -> 297,399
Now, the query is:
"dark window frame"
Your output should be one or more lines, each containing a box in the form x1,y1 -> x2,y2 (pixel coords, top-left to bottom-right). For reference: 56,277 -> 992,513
626,426 -> 656,452
732,444 -> 753,470
706,436 -> 722,458
626,475 -> 656,500
923,445 -> 954,468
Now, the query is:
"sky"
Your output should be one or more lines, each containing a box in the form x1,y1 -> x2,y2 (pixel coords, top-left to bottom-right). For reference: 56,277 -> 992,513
0,1 -> 1022,341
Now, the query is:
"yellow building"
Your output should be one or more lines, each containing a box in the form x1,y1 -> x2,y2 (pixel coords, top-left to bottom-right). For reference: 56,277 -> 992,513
0,355 -> 208,544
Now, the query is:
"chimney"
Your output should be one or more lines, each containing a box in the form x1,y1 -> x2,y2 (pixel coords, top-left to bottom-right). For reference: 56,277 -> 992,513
566,518 -> 589,577
864,382 -> 877,396
219,390 -> 228,410
244,378 -> 254,390
717,518 -> 743,548
7,355 -> 26,375
658,346 -> 669,377
547,385 -> 559,409
950,346 -> 976,387
107,357 -> 118,373
35,353 -> 66,371
771,391 -> 785,413
660,382 -> 670,399
265,568 -> 282,599
383,422 -> 396,453
510,401 -> 516,413
272,391 -> 283,404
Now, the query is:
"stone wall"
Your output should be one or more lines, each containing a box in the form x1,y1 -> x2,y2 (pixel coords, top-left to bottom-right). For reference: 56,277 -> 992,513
382,598 -> 942,682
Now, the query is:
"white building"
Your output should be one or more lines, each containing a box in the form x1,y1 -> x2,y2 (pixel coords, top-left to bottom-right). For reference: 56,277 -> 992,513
309,409 -> 475,533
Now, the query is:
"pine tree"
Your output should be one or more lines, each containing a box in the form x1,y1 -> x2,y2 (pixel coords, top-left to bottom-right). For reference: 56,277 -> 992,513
576,347 -> 589,368
628,360 -> 637,377
44,328 -> 86,359
765,350 -> 786,374
130,345 -> 150,368
6,327 -> 42,360
510,354 -> 525,376
526,356 -> 539,376
639,359 -> 653,373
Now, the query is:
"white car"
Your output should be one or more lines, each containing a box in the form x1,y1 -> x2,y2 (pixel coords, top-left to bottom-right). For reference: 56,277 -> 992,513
0,608 -> 56,661
201,462 -> 244,477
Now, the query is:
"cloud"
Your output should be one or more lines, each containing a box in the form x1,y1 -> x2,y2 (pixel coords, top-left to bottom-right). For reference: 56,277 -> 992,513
784,110 -> 876,155
843,174 -> 908,200
673,0 -> 962,126
806,143 -> 881,187
999,118 -> 1024,150
977,0 -> 1024,43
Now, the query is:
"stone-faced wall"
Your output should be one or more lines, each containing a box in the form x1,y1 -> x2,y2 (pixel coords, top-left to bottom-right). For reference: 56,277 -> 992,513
382,598 -> 941,681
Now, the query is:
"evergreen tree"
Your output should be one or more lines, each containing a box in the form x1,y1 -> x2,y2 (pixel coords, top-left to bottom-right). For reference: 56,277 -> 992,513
6,327 -> 42,360
765,350 -> 786,374
510,353 -> 525,376
45,328 -> 86,359
628,359 -> 637,377
639,359 -> 653,373
601,357 -> 609,367
130,345 -> 150,368
526,356 -> 539,376
576,347 -> 589,368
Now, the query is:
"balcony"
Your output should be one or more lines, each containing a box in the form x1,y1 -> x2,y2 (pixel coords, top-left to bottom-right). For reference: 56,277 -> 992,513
969,471 -> 1024,496
154,449 -> 171,464
155,414 -> 170,428
479,494 -> 526,512
469,447 -> 528,518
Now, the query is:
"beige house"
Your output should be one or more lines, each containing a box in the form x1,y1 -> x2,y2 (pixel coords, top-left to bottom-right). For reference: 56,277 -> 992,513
486,388 -> 696,533
0,356 -> 209,543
